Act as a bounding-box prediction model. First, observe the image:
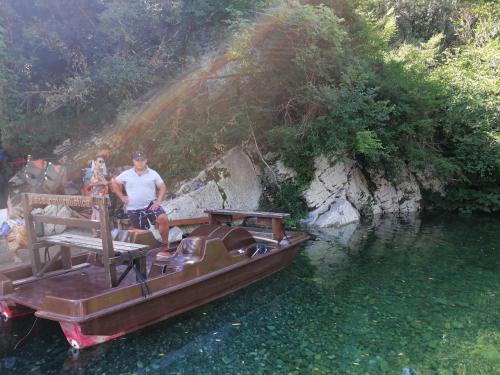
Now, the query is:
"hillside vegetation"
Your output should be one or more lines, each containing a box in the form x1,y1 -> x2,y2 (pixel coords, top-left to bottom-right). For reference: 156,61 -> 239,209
0,0 -> 498,213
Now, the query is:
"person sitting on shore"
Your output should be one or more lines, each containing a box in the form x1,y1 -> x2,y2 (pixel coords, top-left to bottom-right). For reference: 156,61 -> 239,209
112,150 -> 170,245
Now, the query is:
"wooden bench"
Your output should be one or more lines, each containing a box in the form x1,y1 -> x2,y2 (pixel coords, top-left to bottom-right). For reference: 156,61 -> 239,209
205,209 -> 290,241
23,193 -> 150,288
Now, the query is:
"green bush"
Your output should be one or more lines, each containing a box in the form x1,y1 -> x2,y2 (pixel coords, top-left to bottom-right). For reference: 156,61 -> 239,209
1,0 -> 498,215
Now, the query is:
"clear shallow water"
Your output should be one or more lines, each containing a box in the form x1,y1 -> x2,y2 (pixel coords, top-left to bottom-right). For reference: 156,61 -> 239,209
0,214 -> 498,374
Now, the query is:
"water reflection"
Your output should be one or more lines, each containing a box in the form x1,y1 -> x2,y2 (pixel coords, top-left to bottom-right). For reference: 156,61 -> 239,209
0,214 -> 498,374
306,214 -> 425,282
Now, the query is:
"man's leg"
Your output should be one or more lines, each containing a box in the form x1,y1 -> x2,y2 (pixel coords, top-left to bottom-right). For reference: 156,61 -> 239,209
128,211 -> 148,230
156,213 -> 169,244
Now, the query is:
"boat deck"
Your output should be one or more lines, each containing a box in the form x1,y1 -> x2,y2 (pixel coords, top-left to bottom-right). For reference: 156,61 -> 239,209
4,229 -> 306,312
7,246 -> 169,311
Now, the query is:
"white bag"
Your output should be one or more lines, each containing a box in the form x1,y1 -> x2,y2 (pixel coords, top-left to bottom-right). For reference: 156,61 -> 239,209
147,218 -> 163,243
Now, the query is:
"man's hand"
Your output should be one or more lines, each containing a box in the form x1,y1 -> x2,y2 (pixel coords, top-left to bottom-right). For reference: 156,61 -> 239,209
111,179 -> 128,205
151,200 -> 161,210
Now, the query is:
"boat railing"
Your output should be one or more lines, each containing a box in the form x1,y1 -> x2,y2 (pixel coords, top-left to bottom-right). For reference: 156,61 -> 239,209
205,209 -> 290,241
22,193 -> 149,288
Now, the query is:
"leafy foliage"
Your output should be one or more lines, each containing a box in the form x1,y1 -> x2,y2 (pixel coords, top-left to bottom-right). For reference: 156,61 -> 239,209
260,182 -> 309,228
0,0 -> 498,213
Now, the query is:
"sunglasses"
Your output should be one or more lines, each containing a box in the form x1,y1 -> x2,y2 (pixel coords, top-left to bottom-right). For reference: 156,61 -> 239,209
97,159 -> 105,164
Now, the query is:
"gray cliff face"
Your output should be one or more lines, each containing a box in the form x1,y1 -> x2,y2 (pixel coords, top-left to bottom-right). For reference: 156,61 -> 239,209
162,148 -> 441,229
162,146 -> 262,220
302,155 -> 426,227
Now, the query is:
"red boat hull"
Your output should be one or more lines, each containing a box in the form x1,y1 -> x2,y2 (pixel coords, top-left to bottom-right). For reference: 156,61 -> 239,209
0,300 -> 34,321
53,244 -> 299,348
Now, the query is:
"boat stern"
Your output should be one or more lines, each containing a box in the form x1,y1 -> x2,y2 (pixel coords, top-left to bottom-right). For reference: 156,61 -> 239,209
60,322 -> 125,349
0,299 -> 34,321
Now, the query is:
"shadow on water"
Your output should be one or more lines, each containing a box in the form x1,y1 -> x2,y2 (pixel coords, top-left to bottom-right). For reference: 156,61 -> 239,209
0,214 -> 499,374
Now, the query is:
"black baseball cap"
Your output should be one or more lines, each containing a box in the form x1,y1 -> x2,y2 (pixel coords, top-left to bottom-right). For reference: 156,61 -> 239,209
132,150 -> 147,160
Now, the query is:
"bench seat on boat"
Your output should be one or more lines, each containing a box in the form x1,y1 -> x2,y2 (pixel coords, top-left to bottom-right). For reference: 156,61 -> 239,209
150,236 -> 206,277
43,233 -> 149,255
22,193 -> 152,288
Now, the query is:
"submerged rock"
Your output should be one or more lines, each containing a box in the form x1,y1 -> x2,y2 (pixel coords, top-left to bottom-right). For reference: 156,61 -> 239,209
307,199 -> 360,228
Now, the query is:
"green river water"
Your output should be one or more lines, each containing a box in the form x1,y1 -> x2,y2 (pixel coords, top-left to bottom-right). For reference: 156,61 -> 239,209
0,214 -> 498,374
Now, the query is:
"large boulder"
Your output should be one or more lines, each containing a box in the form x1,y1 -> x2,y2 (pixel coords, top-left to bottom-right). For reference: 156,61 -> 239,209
303,155 -> 423,227
313,199 -> 360,228
303,156 -> 373,215
163,147 -> 263,220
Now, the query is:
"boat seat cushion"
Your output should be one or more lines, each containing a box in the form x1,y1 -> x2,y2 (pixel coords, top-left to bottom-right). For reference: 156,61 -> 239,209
203,225 -> 256,252
175,236 -> 206,260
150,236 -> 206,277
220,227 -> 256,252
189,224 -> 220,237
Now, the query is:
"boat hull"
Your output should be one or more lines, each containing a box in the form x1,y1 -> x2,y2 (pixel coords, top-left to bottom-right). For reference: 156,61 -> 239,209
0,300 -> 34,321
48,243 -> 300,349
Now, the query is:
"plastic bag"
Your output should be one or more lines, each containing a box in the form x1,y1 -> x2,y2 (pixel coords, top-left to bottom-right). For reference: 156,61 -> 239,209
83,167 -> 93,182
0,221 -> 10,237
147,218 -> 163,243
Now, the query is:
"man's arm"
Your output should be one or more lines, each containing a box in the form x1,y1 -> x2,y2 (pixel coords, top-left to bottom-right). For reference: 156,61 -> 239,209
111,178 -> 129,205
7,196 -> 13,218
152,182 -> 166,210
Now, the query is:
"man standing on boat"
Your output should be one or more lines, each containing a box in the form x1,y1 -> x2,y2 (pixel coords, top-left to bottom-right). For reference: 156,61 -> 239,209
112,151 -> 170,244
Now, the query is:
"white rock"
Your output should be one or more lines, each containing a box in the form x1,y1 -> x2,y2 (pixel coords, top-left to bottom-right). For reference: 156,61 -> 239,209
303,155 -> 424,227
369,169 -> 422,214
266,159 -> 297,184
303,156 -> 352,209
313,199 -> 360,228
168,226 -> 184,243
216,148 -> 262,209
317,222 -> 360,247
345,167 -> 373,214
163,147 -> 262,219
164,181 -> 224,220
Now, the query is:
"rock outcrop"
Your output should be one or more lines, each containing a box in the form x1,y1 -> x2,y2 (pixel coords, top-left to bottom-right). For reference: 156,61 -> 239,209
302,156 -> 423,228
162,147 -> 262,220
161,149 -> 437,230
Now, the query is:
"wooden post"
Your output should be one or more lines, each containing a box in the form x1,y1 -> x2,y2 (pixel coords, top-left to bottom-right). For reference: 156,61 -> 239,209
98,197 -> 116,288
209,213 -> 232,225
272,218 -> 285,242
136,256 -> 147,281
60,245 -> 72,269
22,194 -> 42,275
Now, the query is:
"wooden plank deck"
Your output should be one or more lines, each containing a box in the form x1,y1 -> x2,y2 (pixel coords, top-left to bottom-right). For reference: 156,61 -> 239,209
8,247 -> 167,309
43,233 -> 149,253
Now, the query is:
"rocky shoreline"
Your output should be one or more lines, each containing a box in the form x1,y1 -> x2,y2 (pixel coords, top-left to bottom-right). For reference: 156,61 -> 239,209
161,146 -> 444,229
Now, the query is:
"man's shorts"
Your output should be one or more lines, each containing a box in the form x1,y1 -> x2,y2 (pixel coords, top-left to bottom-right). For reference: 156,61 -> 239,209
127,204 -> 166,230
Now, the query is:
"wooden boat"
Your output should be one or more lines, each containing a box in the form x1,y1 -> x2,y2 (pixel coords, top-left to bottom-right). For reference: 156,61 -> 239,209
0,193 -> 309,349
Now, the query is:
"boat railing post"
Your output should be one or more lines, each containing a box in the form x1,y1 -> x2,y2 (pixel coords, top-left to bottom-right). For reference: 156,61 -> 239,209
271,218 -> 285,242
22,193 -> 42,275
98,196 -> 116,288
